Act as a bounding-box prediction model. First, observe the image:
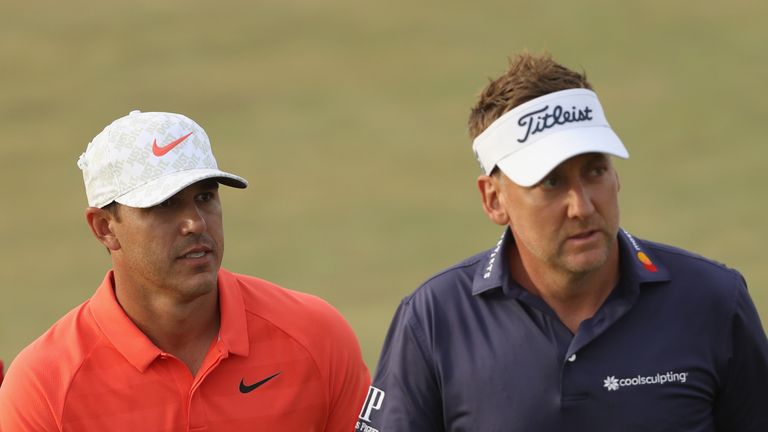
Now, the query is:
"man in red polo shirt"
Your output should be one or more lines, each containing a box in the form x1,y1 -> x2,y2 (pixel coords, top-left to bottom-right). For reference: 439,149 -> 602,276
0,111 -> 370,431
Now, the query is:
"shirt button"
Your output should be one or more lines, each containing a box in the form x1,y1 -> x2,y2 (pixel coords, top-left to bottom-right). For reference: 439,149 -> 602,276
568,354 -> 577,362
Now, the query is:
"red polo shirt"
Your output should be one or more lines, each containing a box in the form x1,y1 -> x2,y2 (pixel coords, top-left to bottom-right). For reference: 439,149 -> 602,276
0,269 -> 370,431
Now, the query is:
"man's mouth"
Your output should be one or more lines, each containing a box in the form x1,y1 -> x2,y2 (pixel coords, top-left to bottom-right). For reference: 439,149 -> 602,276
565,229 -> 603,244
570,230 -> 597,239
178,244 -> 213,260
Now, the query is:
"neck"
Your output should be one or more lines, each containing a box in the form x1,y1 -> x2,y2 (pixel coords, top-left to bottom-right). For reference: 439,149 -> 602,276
509,241 -> 620,334
111,273 -> 220,376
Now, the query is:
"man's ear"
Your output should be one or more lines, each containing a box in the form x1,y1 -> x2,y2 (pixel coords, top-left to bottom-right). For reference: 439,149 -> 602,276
477,175 -> 509,226
85,207 -> 121,252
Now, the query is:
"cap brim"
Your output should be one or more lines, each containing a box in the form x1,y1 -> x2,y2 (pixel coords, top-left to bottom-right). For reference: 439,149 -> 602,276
114,169 -> 247,208
496,126 -> 629,187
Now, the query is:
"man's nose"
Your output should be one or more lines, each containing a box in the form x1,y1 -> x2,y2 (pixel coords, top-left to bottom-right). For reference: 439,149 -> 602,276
566,182 -> 596,220
180,203 -> 207,235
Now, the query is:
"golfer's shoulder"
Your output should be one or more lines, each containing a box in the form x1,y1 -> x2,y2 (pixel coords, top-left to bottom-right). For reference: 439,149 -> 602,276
3,299 -> 101,410
639,237 -> 747,309
402,249 -> 488,309
643,237 -> 743,283
224,269 -> 355,338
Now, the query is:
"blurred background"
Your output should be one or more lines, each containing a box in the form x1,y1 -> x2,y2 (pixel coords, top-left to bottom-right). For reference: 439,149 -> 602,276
1,0 -> 766,371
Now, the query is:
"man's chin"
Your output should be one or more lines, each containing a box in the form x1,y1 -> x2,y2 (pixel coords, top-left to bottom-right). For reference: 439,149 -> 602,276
174,272 -> 219,301
561,249 -> 611,275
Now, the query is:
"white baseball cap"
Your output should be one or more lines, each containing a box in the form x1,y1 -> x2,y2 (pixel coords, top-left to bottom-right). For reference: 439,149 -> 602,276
472,88 -> 629,186
77,110 -> 247,208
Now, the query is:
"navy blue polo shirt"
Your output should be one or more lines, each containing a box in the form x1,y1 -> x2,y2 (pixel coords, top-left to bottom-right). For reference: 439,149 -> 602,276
357,229 -> 768,432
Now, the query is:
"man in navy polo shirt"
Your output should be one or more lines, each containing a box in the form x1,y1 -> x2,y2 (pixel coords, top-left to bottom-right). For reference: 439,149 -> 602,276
356,53 -> 768,431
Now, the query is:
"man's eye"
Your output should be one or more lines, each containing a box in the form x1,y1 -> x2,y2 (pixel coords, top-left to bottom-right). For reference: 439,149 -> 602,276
157,199 -> 172,208
197,192 -> 214,202
540,177 -> 559,189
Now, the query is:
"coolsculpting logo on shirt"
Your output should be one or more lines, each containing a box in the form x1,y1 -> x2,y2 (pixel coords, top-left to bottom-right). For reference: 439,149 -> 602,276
603,371 -> 689,391
356,386 -> 385,431
603,376 -> 619,391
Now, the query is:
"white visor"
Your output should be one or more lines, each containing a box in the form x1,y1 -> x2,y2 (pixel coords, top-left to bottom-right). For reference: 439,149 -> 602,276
472,88 -> 629,186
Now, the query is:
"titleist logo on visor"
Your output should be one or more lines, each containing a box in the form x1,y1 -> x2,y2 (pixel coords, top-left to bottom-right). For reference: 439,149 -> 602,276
517,104 -> 594,143
471,89 -> 628,183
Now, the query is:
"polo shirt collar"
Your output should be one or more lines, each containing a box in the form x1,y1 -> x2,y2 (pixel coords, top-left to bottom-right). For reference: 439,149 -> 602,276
472,229 -> 510,295
216,268 -> 250,357
471,227 -> 671,296
90,268 -> 250,372
90,271 -> 161,372
617,228 -> 671,284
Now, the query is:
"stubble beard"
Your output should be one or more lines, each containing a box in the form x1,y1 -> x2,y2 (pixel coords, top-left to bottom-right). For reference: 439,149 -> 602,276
163,238 -> 222,303
552,228 -> 617,278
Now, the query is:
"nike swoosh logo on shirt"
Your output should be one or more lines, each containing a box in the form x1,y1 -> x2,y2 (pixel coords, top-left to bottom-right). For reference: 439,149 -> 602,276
239,372 -> 281,394
152,132 -> 193,156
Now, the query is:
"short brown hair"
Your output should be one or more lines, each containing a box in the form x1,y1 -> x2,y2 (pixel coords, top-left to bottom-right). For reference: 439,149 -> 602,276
468,52 -> 592,140
102,201 -> 121,222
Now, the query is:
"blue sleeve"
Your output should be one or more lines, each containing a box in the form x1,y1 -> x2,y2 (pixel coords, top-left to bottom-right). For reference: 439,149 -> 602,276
356,299 -> 444,432
713,274 -> 768,431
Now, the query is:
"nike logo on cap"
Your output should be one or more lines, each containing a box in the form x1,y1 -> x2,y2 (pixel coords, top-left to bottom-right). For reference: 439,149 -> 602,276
152,132 -> 193,156
239,372 -> 281,394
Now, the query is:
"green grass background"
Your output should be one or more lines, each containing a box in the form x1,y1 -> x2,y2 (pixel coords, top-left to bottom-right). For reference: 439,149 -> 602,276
1,0 -> 766,371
